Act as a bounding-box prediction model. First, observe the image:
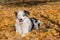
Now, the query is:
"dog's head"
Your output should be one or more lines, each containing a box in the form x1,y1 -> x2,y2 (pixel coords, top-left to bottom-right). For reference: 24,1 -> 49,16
15,10 -> 30,24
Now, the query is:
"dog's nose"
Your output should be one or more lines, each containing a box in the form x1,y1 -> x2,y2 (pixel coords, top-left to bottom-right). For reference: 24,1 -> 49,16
20,19 -> 22,20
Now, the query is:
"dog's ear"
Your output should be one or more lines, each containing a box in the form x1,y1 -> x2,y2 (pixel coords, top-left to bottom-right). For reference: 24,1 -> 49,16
14,11 -> 18,17
24,10 -> 30,16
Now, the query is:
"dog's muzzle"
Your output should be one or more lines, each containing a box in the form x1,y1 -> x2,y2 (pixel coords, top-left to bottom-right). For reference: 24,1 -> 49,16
19,19 -> 23,25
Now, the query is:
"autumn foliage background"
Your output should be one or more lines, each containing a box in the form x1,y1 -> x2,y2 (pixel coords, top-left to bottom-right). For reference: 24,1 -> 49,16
0,2 -> 60,40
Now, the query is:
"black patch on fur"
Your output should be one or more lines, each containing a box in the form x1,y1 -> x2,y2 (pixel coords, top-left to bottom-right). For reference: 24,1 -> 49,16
32,18 -> 37,23
30,18 -> 38,23
38,23 -> 40,27
30,18 -> 40,30
24,10 -> 30,16
30,18 -> 34,31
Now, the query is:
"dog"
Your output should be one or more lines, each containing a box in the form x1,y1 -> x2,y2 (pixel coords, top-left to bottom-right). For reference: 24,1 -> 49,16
15,10 -> 40,37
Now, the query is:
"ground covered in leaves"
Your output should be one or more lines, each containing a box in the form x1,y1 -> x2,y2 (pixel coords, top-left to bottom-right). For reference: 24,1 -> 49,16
0,2 -> 60,40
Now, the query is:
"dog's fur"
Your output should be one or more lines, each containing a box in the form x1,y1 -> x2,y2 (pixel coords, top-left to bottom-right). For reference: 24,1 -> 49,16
30,18 -> 40,30
15,10 -> 40,37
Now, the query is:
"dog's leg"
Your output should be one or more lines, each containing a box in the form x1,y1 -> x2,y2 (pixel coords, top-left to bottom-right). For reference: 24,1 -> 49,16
15,24 -> 22,35
21,26 -> 29,37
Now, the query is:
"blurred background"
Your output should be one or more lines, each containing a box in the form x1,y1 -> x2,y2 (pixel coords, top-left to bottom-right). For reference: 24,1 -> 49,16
0,0 -> 60,4
0,0 -> 60,40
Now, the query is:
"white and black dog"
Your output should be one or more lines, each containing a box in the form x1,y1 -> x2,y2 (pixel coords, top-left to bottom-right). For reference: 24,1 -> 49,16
15,10 -> 40,37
